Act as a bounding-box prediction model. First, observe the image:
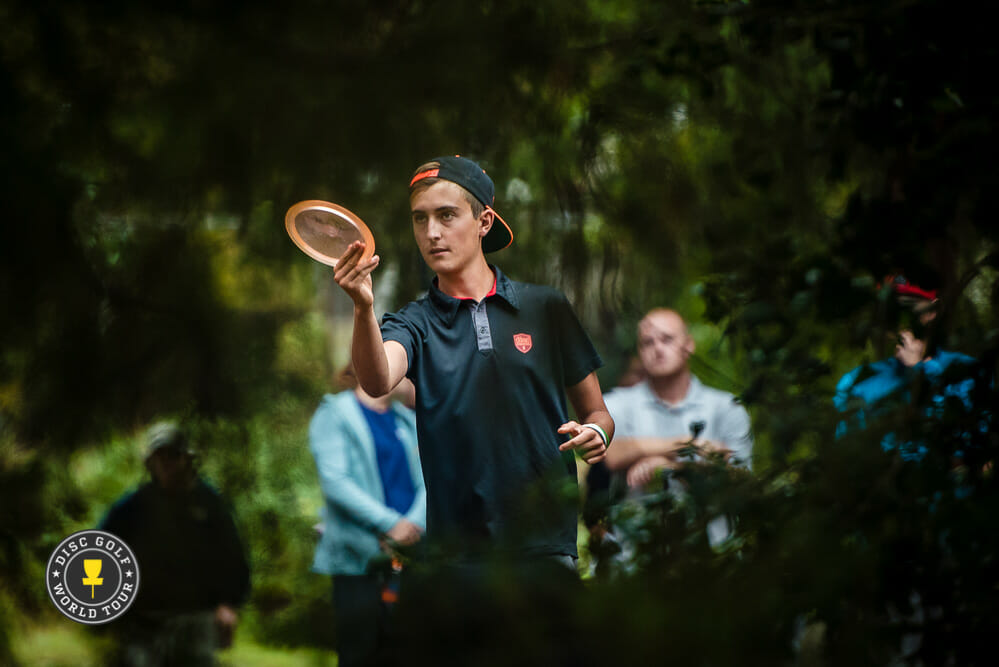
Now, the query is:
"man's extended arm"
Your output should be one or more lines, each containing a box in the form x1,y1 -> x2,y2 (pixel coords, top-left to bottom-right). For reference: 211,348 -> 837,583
333,241 -> 408,396
604,435 -> 692,472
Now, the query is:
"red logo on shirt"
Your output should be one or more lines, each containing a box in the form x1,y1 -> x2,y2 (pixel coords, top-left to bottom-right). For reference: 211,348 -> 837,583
513,333 -> 533,353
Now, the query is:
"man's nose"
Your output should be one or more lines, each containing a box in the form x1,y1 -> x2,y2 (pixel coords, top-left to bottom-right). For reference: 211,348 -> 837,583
426,218 -> 443,240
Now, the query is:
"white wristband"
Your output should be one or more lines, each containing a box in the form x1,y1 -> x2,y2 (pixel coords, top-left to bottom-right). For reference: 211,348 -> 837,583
581,423 -> 609,448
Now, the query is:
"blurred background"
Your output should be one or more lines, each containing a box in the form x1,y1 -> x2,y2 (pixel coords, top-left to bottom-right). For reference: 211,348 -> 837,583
2,0 -> 998,664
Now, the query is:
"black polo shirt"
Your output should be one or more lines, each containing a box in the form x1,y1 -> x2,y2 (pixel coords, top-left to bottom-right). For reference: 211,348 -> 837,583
381,266 -> 602,558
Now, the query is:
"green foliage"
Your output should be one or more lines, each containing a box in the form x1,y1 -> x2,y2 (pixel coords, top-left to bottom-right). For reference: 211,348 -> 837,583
3,0 -> 998,663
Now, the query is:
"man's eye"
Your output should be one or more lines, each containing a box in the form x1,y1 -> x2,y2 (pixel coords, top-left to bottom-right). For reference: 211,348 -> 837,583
441,211 -> 454,220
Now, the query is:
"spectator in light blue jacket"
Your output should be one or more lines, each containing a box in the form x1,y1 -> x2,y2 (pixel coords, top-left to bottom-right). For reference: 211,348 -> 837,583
310,362 -> 425,667
834,274 -> 979,462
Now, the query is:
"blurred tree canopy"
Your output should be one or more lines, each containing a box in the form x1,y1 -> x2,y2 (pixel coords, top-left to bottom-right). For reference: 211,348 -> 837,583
2,0 -> 997,664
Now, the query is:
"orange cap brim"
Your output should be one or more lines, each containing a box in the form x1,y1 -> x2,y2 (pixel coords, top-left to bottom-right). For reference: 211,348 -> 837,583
483,206 -> 513,253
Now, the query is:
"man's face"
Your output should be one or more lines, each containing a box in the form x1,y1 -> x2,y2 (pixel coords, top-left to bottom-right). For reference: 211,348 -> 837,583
146,446 -> 192,492
637,311 -> 694,379
410,181 -> 491,276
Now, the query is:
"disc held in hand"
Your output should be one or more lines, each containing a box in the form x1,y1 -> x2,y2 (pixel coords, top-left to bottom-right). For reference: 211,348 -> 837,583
285,200 -> 374,266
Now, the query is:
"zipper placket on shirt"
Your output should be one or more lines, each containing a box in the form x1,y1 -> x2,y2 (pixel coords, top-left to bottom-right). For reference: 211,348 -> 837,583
468,300 -> 493,353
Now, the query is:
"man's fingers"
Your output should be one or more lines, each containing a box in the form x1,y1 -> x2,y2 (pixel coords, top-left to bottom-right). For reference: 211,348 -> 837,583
557,421 -> 606,462
334,247 -> 369,281
557,421 -> 582,450
340,240 -> 365,261
626,465 -> 647,488
631,462 -> 658,487
558,429 -> 590,451
693,439 -> 731,457
333,243 -> 376,281
557,421 -> 581,435
560,430 -> 606,460
358,255 -> 380,276
346,257 -> 379,283
627,456 -> 674,488
334,242 -> 363,269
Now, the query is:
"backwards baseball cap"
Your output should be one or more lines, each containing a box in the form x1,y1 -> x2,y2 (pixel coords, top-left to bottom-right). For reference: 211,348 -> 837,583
409,155 -> 514,253
884,274 -> 938,301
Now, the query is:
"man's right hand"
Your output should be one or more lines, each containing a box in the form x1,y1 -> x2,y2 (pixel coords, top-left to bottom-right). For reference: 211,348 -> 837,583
895,329 -> 928,367
382,518 -> 422,548
693,438 -> 732,460
333,241 -> 380,308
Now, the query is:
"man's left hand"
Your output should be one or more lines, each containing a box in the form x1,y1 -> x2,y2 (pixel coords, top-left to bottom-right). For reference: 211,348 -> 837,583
626,455 -> 676,488
558,421 -> 607,464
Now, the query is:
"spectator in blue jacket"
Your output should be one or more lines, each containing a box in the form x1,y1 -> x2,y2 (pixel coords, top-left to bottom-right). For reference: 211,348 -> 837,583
834,274 -> 978,461
310,362 -> 425,667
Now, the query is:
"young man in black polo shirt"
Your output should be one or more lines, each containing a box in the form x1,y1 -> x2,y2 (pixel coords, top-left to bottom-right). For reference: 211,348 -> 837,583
333,156 -> 614,564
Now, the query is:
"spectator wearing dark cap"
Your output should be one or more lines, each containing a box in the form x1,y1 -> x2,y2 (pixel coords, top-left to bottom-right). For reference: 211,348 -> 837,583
99,421 -> 250,667
834,275 -> 978,461
834,278 -> 992,662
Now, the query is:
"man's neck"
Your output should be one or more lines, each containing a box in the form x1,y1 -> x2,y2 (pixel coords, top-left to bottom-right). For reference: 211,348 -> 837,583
648,370 -> 692,405
437,257 -> 495,301
153,476 -> 197,496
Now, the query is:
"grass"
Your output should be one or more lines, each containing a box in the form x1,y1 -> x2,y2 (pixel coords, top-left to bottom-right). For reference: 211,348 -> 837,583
12,621 -> 337,667
218,642 -> 337,667
12,623 -> 104,667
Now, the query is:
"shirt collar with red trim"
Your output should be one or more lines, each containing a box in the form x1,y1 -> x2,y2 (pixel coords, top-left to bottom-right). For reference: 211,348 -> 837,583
427,265 -> 520,324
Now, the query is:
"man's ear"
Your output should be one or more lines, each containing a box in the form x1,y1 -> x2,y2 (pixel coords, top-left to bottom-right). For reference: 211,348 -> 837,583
478,209 -> 495,239
685,336 -> 696,356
